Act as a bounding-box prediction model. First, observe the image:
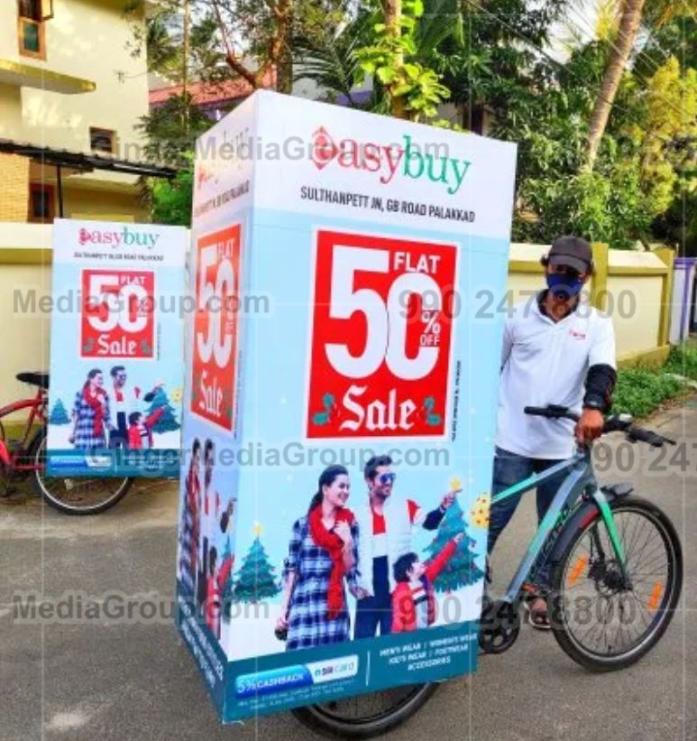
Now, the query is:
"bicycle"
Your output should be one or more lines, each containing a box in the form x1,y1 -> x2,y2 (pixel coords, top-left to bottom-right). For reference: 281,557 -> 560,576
292,404 -> 683,738
0,372 -> 133,514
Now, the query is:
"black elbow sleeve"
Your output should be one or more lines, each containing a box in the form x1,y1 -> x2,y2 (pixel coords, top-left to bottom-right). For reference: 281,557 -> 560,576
584,364 -> 617,412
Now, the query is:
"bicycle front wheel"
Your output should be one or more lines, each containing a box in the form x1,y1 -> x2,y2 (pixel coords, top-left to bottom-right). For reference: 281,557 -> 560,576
292,682 -> 438,738
549,496 -> 682,672
33,434 -> 133,515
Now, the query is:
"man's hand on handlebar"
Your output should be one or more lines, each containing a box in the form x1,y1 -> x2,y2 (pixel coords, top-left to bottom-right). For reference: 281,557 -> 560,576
523,404 -> 676,448
575,408 -> 605,446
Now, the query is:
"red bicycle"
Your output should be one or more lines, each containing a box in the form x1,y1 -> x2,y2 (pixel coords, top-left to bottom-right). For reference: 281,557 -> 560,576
0,372 -> 132,514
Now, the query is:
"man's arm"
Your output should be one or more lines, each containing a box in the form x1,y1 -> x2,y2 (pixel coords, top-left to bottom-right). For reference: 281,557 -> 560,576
577,316 -> 617,443
584,364 -> 617,412
143,382 -> 164,403
586,314 -> 617,409
422,506 -> 446,530
408,498 -> 445,530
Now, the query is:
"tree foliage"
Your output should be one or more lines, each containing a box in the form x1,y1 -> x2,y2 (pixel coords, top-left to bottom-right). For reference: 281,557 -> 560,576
150,160 -> 195,227
355,0 -> 451,120
132,0 -> 695,251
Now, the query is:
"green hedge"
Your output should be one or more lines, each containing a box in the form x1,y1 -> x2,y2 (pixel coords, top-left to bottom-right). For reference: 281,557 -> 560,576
611,368 -> 685,418
664,343 -> 697,380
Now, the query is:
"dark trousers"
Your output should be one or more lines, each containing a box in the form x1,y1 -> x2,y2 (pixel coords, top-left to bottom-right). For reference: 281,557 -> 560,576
109,412 -> 128,449
354,592 -> 392,639
488,447 -> 567,584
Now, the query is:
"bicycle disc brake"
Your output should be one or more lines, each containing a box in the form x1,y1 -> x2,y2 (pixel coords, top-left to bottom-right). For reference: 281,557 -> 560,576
479,598 -> 521,654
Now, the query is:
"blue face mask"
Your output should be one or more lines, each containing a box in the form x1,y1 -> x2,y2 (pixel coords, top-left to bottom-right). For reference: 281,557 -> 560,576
546,273 -> 583,298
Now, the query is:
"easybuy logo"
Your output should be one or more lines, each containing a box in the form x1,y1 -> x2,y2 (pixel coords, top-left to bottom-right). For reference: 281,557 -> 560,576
78,226 -> 160,248
311,126 -> 472,195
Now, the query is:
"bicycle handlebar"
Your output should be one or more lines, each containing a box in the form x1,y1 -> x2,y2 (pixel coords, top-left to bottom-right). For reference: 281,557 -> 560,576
523,404 -> 676,447
523,405 -> 580,422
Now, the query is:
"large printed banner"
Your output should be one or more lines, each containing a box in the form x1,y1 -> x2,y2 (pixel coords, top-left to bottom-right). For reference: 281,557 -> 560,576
47,219 -> 187,477
191,224 -> 242,433
175,91 -> 517,723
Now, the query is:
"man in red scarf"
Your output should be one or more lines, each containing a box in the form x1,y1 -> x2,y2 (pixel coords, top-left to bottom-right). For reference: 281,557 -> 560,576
109,366 -> 161,449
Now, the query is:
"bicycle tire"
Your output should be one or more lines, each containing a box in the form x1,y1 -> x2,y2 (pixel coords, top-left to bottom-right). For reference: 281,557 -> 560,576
32,432 -> 133,515
292,682 -> 439,739
549,496 -> 682,672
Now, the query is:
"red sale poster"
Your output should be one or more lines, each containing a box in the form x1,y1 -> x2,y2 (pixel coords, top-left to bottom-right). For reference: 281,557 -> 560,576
81,269 -> 155,359
191,224 -> 242,432
306,229 -> 457,439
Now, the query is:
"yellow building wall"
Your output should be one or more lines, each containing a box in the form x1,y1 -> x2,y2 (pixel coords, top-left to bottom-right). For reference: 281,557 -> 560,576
0,0 -> 149,155
0,83 -> 23,138
606,275 -> 663,357
63,185 -> 147,222
1,263 -> 52,421
0,0 -> 150,222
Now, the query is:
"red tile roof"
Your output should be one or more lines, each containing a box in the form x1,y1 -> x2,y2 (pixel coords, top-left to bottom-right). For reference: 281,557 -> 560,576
149,71 -> 276,107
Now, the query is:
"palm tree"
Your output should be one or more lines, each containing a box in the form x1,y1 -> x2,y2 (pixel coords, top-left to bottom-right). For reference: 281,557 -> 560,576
293,10 -> 373,105
585,0 -> 697,170
585,0 -> 646,170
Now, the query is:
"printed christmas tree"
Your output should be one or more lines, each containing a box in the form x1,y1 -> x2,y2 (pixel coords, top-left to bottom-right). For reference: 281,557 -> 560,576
232,535 -> 281,603
49,399 -> 70,425
146,387 -> 180,433
424,499 -> 484,592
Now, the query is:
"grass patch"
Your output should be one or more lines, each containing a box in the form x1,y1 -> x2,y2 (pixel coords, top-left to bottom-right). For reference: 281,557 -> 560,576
611,368 -> 686,418
664,343 -> 697,380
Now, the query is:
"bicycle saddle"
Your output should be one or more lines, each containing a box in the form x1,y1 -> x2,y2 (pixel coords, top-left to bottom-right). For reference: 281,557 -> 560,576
16,371 -> 49,389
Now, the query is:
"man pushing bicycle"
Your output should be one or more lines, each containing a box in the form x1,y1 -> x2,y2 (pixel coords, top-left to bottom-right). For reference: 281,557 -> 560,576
489,235 -> 617,629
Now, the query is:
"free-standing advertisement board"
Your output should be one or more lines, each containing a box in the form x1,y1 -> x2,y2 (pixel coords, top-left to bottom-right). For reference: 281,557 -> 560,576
176,91 -> 517,721
47,219 -> 187,477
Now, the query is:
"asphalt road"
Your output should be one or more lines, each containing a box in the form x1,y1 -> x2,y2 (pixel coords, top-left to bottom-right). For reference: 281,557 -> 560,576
1,400 -> 695,741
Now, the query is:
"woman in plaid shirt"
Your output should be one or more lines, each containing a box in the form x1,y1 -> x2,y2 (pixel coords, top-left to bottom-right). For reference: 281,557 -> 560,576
178,438 -> 202,596
69,369 -> 112,449
277,465 -> 360,650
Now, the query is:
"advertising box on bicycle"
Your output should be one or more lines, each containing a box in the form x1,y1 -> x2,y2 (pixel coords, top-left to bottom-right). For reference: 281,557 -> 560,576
47,220 -> 187,479
176,90 -> 517,723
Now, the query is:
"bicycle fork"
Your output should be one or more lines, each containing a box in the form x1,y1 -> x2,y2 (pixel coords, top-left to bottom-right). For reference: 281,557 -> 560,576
591,488 -> 633,590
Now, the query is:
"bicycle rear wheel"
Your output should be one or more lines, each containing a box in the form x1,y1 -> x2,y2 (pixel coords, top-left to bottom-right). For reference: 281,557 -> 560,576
549,496 -> 682,672
32,433 -> 133,515
292,682 -> 438,738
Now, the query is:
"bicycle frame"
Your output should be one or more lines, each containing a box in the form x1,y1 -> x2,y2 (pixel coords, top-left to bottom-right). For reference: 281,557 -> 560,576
0,387 -> 46,471
493,446 -> 629,604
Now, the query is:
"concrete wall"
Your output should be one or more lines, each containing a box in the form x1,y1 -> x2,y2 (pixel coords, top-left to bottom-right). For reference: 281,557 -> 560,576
0,229 -> 677,419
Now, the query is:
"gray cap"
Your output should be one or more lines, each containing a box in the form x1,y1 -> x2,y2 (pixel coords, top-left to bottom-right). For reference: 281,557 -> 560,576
548,235 -> 593,273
